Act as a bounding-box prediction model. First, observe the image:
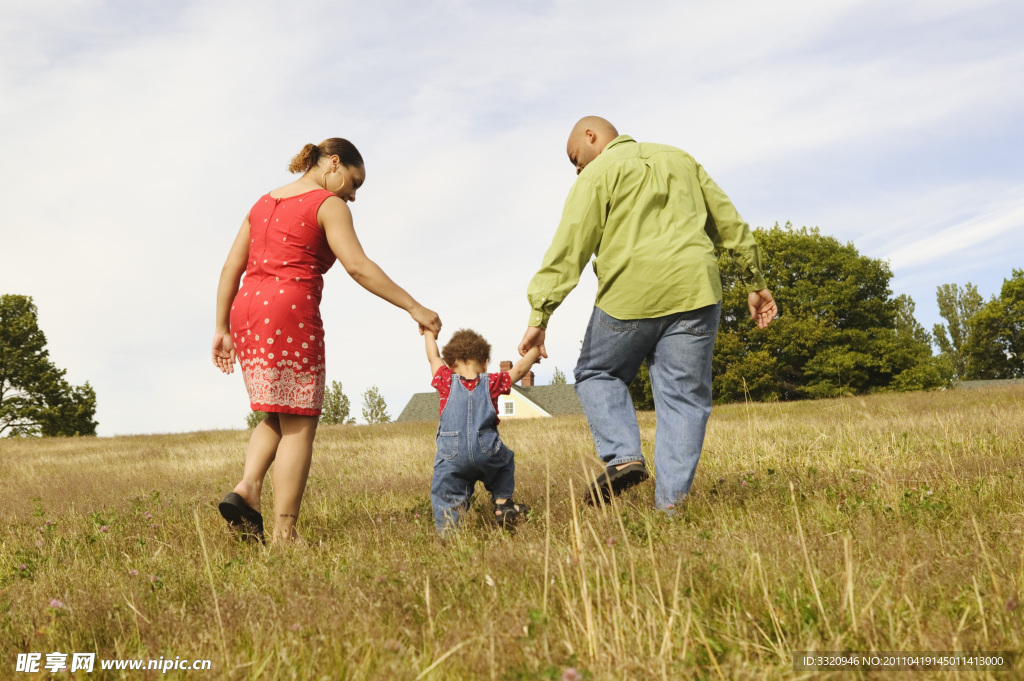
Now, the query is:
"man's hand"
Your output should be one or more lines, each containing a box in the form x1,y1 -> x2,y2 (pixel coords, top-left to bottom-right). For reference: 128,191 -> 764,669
748,289 -> 778,329
518,326 -> 548,358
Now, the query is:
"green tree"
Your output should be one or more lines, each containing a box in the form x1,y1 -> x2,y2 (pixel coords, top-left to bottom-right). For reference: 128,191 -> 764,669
550,367 -> 568,385
894,294 -> 932,347
321,380 -> 354,425
361,385 -> 390,424
1,294 -> 98,437
245,411 -> 267,428
888,294 -> 950,391
627,361 -> 655,410
932,282 -> 984,378
963,269 -> 1024,379
712,223 -> 945,402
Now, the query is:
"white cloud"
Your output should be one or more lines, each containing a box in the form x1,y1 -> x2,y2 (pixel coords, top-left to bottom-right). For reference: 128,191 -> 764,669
886,189 -> 1024,270
1,0 -> 1021,434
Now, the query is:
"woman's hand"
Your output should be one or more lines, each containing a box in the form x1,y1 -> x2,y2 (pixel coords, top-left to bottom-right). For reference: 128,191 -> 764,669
410,304 -> 442,336
212,331 -> 236,374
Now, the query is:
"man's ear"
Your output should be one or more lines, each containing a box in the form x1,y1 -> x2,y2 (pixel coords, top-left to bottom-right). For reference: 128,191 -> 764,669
585,128 -> 597,144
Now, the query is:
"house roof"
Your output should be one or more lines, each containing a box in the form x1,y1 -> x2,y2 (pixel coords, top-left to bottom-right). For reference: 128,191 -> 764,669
395,392 -> 441,423
513,384 -> 583,416
394,384 -> 583,423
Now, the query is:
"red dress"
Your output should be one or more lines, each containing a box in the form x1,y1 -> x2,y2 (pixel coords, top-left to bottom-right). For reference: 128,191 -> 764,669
230,189 -> 337,415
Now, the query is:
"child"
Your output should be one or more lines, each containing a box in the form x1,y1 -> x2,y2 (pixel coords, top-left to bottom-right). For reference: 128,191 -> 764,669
425,328 -> 541,531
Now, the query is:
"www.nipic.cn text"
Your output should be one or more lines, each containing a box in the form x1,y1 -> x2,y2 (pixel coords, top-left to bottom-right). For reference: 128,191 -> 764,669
16,652 -> 213,674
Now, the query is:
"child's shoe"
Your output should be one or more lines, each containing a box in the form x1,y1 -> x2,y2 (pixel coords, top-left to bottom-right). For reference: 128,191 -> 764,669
492,499 -> 530,529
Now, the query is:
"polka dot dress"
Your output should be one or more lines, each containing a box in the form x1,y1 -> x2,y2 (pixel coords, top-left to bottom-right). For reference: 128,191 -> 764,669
229,189 -> 336,415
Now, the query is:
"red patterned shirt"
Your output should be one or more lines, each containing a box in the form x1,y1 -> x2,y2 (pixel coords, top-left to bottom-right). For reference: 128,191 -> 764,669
431,366 -> 513,422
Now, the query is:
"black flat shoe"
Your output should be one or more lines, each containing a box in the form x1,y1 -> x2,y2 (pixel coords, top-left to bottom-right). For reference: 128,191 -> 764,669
218,492 -> 265,544
585,461 -> 649,505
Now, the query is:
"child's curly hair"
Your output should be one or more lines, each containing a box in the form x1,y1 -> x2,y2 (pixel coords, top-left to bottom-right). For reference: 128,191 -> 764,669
442,329 -> 491,367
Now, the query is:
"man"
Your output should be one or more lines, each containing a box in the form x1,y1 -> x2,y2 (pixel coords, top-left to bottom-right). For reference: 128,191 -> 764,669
519,116 -> 777,512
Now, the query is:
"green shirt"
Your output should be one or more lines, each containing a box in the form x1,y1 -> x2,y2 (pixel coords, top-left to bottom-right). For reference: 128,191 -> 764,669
527,135 -> 767,329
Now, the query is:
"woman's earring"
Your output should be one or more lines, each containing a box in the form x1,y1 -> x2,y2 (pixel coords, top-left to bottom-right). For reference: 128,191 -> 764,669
321,169 -> 345,194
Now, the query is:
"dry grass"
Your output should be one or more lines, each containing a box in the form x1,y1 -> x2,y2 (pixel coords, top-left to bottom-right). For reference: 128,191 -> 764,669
1,384 -> 1023,680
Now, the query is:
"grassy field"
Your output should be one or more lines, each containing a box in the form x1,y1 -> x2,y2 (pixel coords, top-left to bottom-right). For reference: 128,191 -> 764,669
1,384 -> 1022,680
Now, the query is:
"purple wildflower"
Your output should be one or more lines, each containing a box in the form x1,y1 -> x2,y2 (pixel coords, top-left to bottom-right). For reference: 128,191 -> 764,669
100,525 -> 109,533
19,564 -> 26,570
145,512 -> 152,519
606,536 -> 618,547
128,569 -> 138,576
562,668 -> 581,681
49,598 -> 64,609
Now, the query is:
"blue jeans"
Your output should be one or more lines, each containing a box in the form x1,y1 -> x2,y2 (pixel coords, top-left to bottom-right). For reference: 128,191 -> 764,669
431,373 -> 515,532
574,304 -> 720,511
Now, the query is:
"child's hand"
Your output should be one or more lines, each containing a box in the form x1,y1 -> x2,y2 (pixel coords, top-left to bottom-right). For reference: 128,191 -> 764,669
411,304 -> 442,336
518,326 -> 547,359
508,345 -> 542,384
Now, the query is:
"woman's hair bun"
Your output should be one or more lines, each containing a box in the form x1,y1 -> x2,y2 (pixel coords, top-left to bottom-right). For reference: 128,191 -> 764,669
287,138 -> 363,174
287,143 -> 322,174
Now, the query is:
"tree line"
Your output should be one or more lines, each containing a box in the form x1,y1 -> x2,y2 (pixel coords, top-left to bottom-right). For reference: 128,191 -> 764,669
3,224 -> 1021,436
630,223 -> 1022,407
246,381 -> 390,428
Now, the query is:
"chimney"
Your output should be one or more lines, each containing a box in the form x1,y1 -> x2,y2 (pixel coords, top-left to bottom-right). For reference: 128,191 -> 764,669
520,371 -> 534,387
500,360 -> 512,372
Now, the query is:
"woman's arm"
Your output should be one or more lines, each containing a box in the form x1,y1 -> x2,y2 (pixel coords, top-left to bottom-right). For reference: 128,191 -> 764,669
319,197 -> 441,336
424,330 -> 446,377
212,216 -> 251,374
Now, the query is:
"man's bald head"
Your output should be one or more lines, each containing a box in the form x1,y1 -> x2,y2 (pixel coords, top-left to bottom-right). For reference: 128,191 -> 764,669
566,116 -> 619,175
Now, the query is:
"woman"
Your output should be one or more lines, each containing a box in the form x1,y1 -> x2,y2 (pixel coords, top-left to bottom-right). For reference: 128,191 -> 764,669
212,138 -> 441,543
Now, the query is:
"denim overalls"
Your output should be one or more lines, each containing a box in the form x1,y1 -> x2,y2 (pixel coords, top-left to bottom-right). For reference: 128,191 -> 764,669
430,372 -> 515,531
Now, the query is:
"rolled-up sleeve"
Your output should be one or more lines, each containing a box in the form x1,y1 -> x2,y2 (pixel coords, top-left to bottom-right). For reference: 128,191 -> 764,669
526,178 -> 605,329
697,163 -> 768,292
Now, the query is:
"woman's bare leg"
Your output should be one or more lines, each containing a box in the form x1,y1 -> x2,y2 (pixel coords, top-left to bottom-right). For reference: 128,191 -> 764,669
270,413 -> 319,543
232,414 -> 282,511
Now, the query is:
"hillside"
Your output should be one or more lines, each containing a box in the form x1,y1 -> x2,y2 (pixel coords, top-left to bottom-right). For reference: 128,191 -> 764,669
2,385 -> 1022,679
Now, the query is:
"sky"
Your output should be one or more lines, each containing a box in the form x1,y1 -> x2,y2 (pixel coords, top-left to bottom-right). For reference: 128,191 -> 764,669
1,0 -> 1021,436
